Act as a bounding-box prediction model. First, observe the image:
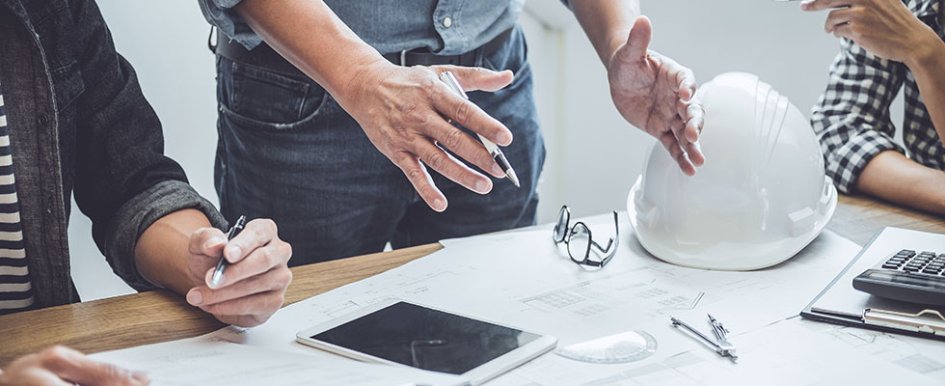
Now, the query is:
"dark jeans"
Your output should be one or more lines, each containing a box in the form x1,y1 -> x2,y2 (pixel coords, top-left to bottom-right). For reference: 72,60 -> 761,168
214,26 -> 545,265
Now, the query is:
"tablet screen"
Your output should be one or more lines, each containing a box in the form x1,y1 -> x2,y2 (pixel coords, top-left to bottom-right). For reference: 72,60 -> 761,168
310,301 -> 541,374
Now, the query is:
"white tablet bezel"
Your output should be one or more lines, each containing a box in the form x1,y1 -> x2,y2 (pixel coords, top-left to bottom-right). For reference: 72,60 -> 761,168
296,299 -> 556,385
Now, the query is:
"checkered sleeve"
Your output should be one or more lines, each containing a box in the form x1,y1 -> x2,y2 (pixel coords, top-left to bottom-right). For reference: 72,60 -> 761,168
811,37 -> 907,194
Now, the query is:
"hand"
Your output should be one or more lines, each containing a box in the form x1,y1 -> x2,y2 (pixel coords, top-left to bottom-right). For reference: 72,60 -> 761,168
801,0 -> 939,64
0,346 -> 148,386
339,61 -> 516,211
185,219 -> 293,327
607,16 -> 705,175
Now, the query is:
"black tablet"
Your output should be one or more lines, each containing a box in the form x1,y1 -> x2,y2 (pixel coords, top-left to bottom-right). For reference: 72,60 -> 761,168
297,300 -> 556,385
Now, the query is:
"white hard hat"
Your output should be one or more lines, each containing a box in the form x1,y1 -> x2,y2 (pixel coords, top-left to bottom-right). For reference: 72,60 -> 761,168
628,72 -> 837,270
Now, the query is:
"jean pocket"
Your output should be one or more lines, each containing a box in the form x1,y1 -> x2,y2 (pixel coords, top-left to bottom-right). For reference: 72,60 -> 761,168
482,26 -> 528,75
221,60 -> 331,131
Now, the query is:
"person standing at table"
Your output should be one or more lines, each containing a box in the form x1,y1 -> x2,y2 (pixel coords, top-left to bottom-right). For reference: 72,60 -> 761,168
805,0 -> 945,214
199,0 -> 706,265
0,0 -> 293,384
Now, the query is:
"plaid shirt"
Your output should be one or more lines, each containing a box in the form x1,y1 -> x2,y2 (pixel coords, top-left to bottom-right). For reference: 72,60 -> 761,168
812,0 -> 944,194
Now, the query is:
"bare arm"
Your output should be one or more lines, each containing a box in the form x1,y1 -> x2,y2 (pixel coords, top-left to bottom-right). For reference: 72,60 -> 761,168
857,151 -> 945,214
905,35 -> 945,143
570,0 -> 640,65
233,0 -> 382,106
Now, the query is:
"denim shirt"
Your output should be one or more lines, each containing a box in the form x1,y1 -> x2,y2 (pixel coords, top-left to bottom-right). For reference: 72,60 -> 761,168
0,0 -> 226,308
200,0 -> 572,55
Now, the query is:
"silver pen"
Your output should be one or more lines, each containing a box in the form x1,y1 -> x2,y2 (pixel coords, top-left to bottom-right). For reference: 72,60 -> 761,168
210,215 -> 247,287
438,71 -> 520,188
671,316 -> 738,362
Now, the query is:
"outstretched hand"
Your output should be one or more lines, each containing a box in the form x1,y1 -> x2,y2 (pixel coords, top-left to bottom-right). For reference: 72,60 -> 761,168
607,16 -> 705,175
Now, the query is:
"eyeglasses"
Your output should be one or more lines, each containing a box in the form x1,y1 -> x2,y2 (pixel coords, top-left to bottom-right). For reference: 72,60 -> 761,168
552,206 -> 619,268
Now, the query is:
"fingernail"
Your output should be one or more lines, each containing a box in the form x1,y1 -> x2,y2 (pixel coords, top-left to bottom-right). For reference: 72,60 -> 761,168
475,180 -> 491,194
499,132 -> 513,145
187,291 -> 203,306
432,198 -> 446,212
226,245 -> 242,262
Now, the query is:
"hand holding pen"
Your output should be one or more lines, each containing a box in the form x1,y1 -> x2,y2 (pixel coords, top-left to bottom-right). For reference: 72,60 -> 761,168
440,71 -> 520,188
185,216 -> 293,327
335,62 -> 516,212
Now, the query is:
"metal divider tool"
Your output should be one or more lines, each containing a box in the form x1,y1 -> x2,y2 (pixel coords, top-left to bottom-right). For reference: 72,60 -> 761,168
670,314 -> 738,362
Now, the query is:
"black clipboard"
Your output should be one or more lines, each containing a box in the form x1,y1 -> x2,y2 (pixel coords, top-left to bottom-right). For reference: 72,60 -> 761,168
800,228 -> 945,342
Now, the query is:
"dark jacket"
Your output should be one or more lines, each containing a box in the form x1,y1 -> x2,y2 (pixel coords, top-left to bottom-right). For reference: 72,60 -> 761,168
0,0 -> 226,308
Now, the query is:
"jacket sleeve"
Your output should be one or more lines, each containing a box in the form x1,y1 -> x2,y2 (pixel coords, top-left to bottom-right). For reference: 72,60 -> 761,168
70,0 -> 227,291
811,37 -> 906,194
198,0 -> 264,49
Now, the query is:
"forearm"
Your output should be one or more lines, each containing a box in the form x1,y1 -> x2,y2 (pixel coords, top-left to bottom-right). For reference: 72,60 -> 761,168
571,0 -> 640,65
134,209 -> 212,296
906,33 -> 945,142
856,151 -> 945,214
234,0 -> 386,107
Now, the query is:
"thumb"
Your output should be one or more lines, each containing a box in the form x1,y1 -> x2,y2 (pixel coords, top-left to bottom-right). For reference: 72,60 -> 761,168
621,16 -> 653,63
436,66 -> 513,92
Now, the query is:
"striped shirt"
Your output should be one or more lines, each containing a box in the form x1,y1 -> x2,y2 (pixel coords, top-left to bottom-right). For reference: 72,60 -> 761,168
0,78 -> 33,314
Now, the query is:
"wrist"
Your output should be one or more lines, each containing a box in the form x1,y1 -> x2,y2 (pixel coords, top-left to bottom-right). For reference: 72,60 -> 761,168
905,29 -> 945,69
331,56 -> 390,109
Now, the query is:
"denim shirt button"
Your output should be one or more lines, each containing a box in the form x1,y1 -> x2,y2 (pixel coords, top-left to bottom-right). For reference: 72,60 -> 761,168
442,17 -> 453,28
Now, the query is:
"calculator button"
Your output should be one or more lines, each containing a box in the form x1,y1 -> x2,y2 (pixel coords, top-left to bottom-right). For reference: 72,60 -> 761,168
919,251 -> 936,258
903,266 -> 921,272
922,269 -> 940,275
883,263 -> 900,269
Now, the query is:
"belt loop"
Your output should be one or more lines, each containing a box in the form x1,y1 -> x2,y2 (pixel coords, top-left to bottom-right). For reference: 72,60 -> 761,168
399,50 -> 408,67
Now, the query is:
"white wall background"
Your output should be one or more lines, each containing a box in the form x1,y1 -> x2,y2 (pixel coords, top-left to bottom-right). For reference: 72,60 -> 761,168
72,0 -> 897,300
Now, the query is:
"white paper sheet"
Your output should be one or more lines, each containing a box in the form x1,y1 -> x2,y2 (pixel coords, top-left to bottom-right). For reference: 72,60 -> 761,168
556,318 -> 942,386
206,212 -> 865,385
90,335 -> 465,386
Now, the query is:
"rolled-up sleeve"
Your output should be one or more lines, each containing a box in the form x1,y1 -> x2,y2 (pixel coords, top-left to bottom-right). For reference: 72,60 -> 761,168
72,0 -> 229,291
811,37 -> 906,194
106,181 -> 227,291
198,0 -> 263,49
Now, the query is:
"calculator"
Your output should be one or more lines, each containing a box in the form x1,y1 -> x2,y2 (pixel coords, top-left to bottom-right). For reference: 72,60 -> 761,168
853,249 -> 945,307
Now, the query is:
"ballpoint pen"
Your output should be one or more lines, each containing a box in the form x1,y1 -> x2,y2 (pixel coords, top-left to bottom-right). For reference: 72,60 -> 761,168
671,316 -> 738,362
439,71 -> 520,188
210,215 -> 247,287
